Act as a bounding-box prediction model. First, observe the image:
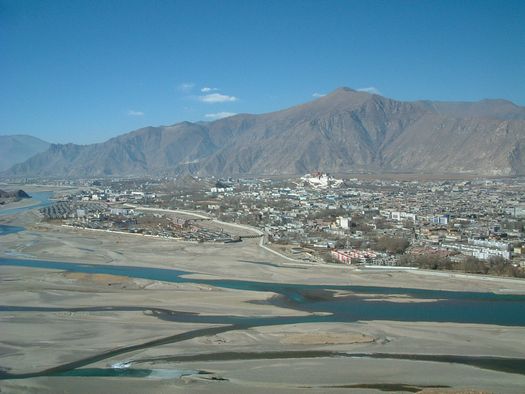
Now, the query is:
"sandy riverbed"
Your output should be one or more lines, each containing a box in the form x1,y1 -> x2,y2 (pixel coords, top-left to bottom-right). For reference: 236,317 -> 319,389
1,202 -> 525,393
4,208 -> 525,294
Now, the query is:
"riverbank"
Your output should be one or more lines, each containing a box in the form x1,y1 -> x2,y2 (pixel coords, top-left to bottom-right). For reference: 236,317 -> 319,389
0,197 -> 36,211
2,262 -> 525,393
3,213 -> 525,295
2,197 -> 525,393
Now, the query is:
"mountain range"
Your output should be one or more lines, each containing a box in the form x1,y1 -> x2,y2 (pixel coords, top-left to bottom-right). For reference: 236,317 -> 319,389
3,88 -> 525,178
0,135 -> 50,172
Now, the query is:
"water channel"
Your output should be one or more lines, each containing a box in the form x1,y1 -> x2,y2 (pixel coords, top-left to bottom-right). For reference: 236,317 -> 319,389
1,192 -> 525,380
0,191 -> 54,217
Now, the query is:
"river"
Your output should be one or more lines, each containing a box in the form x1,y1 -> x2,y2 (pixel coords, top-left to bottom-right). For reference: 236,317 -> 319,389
0,191 -> 54,217
1,194 -> 525,381
1,256 -> 525,380
1,257 -> 524,328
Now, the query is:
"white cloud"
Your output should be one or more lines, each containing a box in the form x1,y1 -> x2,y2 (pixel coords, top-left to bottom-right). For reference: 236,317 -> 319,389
357,87 -> 382,95
178,82 -> 195,92
312,92 -> 326,97
199,93 -> 238,103
205,112 -> 237,120
201,87 -> 218,92
127,110 -> 144,116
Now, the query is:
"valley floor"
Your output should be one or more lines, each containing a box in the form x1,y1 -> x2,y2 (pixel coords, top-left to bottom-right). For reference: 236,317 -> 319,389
1,203 -> 525,393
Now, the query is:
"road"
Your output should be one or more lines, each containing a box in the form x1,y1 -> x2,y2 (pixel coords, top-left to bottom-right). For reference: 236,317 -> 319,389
125,205 -> 301,263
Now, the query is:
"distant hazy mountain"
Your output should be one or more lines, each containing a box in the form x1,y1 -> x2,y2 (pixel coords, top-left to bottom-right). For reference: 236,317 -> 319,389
0,135 -> 51,171
4,88 -> 525,178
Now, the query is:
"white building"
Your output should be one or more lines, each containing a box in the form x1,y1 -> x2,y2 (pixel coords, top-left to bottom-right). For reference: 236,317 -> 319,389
336,216 -> 351,229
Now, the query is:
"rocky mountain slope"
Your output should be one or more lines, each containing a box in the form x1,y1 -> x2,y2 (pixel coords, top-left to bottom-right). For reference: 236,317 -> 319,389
4,88 -> 525,178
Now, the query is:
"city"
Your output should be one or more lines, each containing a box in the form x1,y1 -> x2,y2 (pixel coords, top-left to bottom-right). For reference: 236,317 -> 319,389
1,1 -> 524,392
33,173 -> 525,276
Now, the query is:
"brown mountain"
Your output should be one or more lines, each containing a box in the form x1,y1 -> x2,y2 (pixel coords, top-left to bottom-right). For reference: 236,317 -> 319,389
4,88 -> 525,178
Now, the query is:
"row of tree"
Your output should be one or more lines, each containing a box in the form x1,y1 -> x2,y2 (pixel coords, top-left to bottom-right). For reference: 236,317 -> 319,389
399,254 -> 525,278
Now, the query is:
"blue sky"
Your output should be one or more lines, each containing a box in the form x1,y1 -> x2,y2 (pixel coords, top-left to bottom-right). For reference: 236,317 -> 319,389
1,0 -> 524,144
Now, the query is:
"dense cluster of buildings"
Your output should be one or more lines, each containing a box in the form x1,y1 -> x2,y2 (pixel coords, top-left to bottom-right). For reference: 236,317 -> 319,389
194,175 -> 524,269
40,190 -> 235,243
36,174 -> 525,274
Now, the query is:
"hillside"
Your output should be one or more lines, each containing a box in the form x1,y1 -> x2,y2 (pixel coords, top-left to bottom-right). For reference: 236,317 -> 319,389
4,88 -> 525,178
